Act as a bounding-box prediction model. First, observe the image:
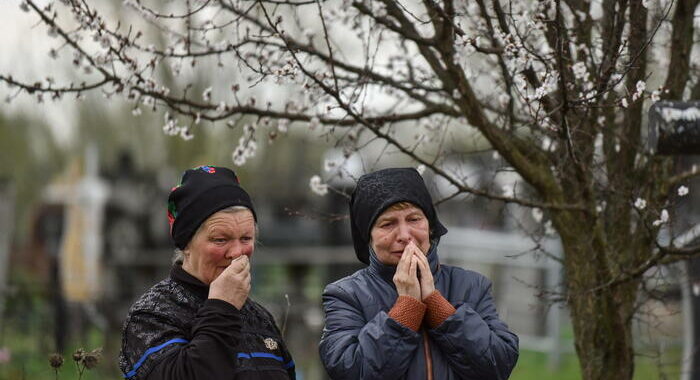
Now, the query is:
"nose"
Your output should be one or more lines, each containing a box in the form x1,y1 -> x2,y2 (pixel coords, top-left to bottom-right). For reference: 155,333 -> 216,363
395,222 -> 412,244
225,242 -> 244,259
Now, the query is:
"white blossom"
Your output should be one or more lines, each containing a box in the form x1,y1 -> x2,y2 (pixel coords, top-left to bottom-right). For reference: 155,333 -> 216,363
501,185 -> 515,198
532,208 -> 544,223
416,165 -> 426,175
632,80 -> 646,101
277,119 -> 289,133
231,123 -> 258,166
544,220 -> 556,236
652,209 -> 669,226
163,119 -> 179,136
324,159 -> 338,172
678,186 -> 689,196
180,128 -> 194,141
572,62 -> 589,81
634,198 -> 647,210
131,107 -> 142,116
620,98 -> 629,108
309,116 -> 321,130
202,87 -> 212,102
651,89 -> 661,102
309,175 -> 328,196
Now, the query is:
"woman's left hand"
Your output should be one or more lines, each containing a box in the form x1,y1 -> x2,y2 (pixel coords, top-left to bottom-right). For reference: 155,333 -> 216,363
411,243 -> 435,301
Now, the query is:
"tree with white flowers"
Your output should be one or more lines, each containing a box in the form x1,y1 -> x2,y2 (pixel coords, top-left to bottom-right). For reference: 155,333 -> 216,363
3,1 -> 700,379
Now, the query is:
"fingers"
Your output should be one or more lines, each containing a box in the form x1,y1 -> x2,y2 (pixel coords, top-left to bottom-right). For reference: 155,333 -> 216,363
226,255 -> 250,274
409,256 -> 417,279
413,247 -> 429,268
396,243 -> 413,273
414,253 -> 428,274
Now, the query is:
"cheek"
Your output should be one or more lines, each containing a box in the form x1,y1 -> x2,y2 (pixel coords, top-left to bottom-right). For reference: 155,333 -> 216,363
371,229 -> 393,247
242,244 -> 254,257
202,246 -> 228,264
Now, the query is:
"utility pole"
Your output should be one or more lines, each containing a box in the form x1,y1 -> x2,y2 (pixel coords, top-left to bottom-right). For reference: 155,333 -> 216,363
649,101 -> 700,380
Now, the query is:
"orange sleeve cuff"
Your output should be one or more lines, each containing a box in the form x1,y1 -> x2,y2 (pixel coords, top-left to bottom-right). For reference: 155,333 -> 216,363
424,290 -> 456,328
388,295 -> 426,332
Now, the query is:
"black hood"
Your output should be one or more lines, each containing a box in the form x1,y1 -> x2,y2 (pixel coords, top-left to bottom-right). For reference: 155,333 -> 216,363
349,167 -> 448,264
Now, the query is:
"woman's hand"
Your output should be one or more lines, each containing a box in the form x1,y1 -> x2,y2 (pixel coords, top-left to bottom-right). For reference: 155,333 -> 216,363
393,242 -> 422,300
208,255 -> 250,310
413,247 -> 435,301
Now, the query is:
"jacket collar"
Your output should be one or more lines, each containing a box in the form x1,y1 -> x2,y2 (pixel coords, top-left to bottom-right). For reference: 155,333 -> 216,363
367,239 -> 441,284
171,263 -> 209,300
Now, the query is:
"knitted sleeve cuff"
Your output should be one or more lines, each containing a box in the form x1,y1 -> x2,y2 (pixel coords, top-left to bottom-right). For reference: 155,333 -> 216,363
388,295 -> 427,332
424,290 -> 456,328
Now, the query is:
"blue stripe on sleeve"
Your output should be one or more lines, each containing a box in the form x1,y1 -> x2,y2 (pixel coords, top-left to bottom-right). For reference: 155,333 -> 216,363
237,352 -> 294,368
123,338 -> 189,378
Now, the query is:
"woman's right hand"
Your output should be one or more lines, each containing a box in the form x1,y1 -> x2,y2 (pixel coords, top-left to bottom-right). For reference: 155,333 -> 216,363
208,255 -> 250,310
393,242 -> 421,300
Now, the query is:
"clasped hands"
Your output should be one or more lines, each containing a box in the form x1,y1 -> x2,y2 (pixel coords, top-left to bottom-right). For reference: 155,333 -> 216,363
393,241 -> 435,301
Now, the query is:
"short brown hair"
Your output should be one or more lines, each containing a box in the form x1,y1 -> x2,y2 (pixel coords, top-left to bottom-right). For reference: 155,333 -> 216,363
386,201 -> 416,211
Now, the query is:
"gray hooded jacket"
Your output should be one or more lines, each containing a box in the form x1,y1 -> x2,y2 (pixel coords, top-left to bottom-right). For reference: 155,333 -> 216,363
319,243 -> 519,379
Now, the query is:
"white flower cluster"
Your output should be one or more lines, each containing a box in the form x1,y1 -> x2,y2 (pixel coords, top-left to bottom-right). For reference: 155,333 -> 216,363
529,72 -> 558,101
162,112 -> 193,141
309,175 -> 328,196
273,60 -> 298,84
232,124 -> 258,166
631,80 -> 646,102
634,198 -> 647,210
572,62 -> 589,82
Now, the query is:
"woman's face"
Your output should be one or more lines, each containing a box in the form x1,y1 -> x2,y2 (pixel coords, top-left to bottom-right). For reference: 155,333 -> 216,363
182,209 -> 255,284
370,204 -> 430,266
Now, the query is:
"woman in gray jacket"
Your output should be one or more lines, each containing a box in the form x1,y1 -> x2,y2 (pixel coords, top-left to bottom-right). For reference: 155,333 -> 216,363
319,168 -> 518,379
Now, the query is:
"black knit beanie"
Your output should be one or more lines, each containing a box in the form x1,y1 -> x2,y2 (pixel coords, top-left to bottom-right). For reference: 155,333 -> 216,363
167,165 -> 256,249
349,167 -> 447,265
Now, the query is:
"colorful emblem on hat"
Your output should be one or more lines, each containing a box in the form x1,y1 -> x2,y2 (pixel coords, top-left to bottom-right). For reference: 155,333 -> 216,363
196,165 -> 216,174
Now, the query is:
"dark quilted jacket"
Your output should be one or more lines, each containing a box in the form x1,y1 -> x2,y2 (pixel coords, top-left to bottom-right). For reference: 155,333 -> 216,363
319,244 -> 518,379
119,264 -> 295,380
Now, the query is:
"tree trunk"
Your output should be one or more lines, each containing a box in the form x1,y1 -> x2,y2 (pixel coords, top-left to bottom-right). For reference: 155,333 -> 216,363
555,213 -> 642,380
569,280 -> 638,380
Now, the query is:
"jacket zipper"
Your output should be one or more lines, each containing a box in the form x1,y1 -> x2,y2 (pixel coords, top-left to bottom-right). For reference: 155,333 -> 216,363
422,330 -> 433,380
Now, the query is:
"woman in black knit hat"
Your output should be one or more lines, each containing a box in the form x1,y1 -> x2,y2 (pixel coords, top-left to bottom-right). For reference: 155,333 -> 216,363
119,165 -> 295,380
319,167 -> 519,379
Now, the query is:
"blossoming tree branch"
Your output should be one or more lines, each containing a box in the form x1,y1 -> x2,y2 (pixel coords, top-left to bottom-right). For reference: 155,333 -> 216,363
2,0 -> 700,379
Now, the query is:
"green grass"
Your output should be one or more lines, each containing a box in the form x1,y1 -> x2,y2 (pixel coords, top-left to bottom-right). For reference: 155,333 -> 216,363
511,348 -> 682,380
0,326 -> 121,380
